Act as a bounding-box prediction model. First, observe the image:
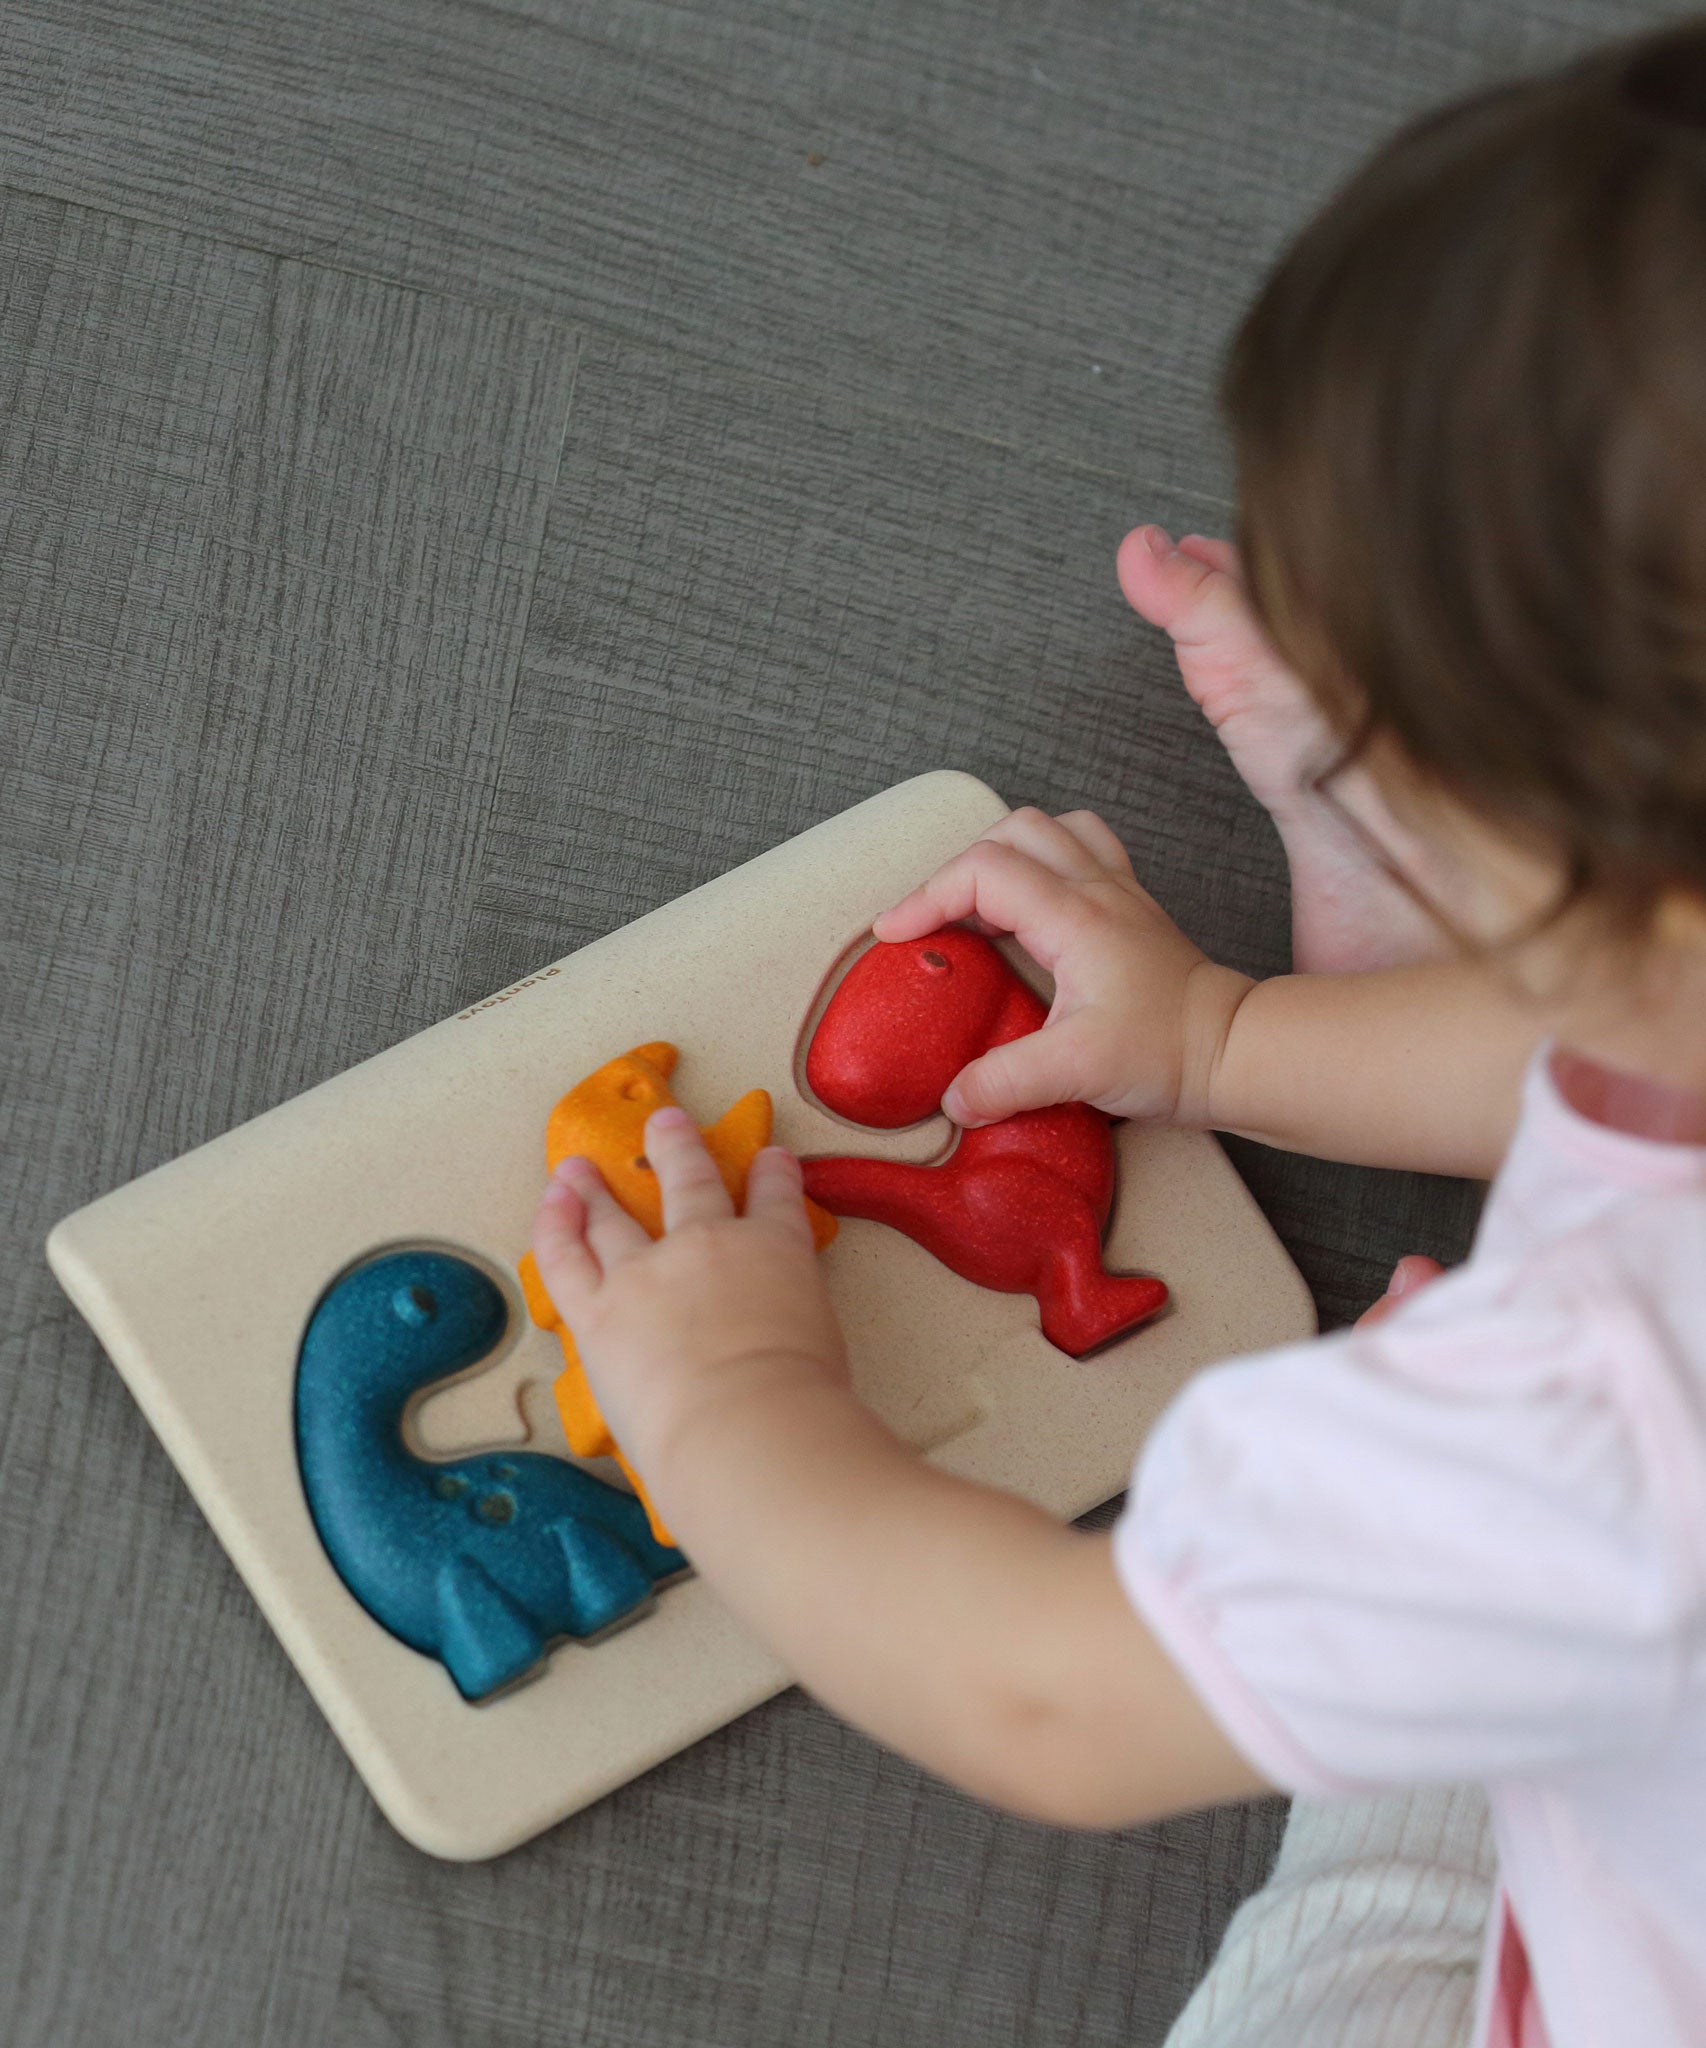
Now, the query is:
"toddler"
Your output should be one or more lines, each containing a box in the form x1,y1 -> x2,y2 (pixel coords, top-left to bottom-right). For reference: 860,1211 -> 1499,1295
531,23 -> 1706,2046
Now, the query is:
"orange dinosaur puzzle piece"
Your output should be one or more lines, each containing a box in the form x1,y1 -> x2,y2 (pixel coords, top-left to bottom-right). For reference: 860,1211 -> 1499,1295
517,1043 -> 836,1547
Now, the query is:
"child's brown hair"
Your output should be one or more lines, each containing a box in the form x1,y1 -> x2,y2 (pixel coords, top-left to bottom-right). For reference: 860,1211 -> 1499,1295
1225,19 -> 1706,931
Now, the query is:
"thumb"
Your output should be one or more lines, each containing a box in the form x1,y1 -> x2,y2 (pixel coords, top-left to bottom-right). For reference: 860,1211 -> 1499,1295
943,1016 -> 1101,1128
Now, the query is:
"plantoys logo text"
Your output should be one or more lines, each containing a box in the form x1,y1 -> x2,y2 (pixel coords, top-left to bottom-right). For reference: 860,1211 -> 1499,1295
456,967 -> 562,1021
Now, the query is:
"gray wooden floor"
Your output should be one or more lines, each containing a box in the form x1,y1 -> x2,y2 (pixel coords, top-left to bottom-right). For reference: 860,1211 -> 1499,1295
1,3 -> 1684,2043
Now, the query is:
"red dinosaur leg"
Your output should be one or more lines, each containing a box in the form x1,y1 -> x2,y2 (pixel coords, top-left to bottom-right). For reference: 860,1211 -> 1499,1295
955,1161 -> 1170,1353
1036,1214 -> 1170,1355
804,1154 -> 1168,1357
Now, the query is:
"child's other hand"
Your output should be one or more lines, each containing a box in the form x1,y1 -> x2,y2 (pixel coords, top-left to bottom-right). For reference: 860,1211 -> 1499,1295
873,808 -> 1252,1129
529,1108 -> 850,1482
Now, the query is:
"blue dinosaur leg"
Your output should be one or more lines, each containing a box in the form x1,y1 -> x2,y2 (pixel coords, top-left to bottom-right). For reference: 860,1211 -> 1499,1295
549,1518 -> 659,1637
435,1554 -> 549,1701
580,1480 -> 691,1582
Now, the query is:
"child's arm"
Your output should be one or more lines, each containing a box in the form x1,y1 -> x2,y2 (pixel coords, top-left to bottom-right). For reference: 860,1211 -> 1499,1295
1205,961 -> 1541,1176
531,1114 -> 1272,1829
876,808 -> 1544,1180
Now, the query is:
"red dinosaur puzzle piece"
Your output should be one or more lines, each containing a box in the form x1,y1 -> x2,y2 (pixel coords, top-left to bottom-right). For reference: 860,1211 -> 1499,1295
800,929 -> 1168,1356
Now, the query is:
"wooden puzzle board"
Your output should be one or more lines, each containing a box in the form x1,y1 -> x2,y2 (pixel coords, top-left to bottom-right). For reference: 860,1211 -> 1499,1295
45,771 -> 1315,1860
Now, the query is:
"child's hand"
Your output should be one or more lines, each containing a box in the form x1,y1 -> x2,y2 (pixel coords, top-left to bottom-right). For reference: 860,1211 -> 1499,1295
531,1075 -> 1268,1837
874,807 -> 1253,1129
529,1107 -> 850,1484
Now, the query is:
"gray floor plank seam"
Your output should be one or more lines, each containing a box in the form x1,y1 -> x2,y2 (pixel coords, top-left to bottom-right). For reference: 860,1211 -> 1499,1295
1,182 -> 579,2048
0,165 -> 1245,505
11,0 -> 1687,489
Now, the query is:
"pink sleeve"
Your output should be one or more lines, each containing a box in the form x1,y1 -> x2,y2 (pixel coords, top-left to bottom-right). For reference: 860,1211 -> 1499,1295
1109,1286 -> 1691,1795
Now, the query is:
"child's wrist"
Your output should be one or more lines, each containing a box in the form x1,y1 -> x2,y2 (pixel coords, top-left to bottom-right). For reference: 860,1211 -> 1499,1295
1177,962 -> 1258,1128
627,1346 -> 863,1511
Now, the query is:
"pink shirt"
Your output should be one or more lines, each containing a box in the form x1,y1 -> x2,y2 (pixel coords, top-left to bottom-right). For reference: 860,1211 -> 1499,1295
1112,1046 -> 1706,2048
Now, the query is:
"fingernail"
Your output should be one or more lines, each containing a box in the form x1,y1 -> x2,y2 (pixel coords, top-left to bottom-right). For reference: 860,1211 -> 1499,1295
942,1085 -> 967,1123
1142,524 -> 1172,557
647,1105 -> 691,1131
553,1154 -> 591,1182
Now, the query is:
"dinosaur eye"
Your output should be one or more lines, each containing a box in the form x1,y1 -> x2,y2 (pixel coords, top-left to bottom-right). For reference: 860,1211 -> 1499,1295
393,1284 -> 437,1325
620,1079 -> 646,1099
921,948 -> 950,972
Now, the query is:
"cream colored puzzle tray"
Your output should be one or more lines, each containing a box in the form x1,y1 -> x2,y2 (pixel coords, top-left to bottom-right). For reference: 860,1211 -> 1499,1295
46,771 -> 1314,1860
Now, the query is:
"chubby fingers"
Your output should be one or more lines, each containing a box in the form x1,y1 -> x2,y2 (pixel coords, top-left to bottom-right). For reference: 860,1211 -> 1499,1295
873,812 -> 1118,957
1054,808 -> 1135,877
944,1009 -> 1103,1127
991,804 -> 1135,881
631,1112 -> 817,1244
531,1173 -> 602,1309
644,1106 -> 737,1231
531,1156 -> 650,1316
742,1144 -> 817,1247
546,1154 -> 652,1273
982,805 -> 1121,874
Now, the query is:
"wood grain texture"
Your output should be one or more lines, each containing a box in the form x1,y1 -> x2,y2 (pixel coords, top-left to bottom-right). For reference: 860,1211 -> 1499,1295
331,1705 -> 1282,2048
463,327 -> 1284,980
0,186 -> 574,2047
3,0 -> 1696,477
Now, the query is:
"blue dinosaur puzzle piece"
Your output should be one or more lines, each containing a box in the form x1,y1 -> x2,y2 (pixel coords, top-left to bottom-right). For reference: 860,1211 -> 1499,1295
295,1247 -> 688,1702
